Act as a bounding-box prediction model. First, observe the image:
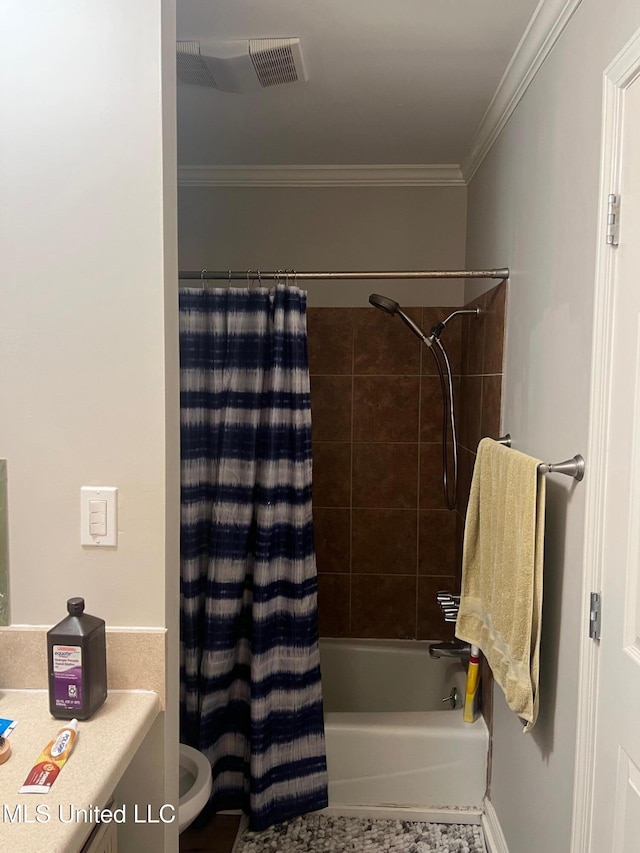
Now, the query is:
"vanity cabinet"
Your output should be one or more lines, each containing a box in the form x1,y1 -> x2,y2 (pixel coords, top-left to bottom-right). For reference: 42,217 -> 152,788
0,691 -> 160,853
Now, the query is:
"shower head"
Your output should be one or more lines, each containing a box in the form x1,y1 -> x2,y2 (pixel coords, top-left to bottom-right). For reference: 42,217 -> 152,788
368,293 -> 432,345
368,294 -> 400,314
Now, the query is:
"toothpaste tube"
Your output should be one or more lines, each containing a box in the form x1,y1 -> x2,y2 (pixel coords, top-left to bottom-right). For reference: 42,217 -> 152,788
19,719 -> 78,794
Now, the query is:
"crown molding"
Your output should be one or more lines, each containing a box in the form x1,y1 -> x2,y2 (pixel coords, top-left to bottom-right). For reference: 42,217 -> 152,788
461,0 -> 584,182
177,164 -> 465,187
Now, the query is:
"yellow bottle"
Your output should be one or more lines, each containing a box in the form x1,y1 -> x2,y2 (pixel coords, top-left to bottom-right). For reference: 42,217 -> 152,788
463,645 -> 481,723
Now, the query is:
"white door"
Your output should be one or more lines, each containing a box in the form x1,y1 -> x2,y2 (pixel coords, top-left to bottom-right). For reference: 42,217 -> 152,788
590,40 -> 640,853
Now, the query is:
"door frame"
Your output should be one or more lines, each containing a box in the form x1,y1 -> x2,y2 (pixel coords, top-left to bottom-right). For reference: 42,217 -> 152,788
570,25 -> 640,853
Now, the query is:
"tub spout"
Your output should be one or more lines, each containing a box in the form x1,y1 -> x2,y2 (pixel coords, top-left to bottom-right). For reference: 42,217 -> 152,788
428,641 -> 470,663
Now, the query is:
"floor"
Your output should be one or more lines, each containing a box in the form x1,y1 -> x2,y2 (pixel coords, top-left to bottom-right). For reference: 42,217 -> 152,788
180,813 -> 486,853
180,813 -> 242,853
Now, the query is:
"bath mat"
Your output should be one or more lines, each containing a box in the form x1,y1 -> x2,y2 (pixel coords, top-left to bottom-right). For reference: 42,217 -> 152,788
233,814 -> 485,853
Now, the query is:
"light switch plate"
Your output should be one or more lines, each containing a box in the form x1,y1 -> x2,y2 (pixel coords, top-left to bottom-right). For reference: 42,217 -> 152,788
80,486 -> 117,547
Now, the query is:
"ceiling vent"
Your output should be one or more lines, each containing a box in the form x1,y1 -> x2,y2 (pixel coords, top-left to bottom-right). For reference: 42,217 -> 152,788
176,38 -> 307,93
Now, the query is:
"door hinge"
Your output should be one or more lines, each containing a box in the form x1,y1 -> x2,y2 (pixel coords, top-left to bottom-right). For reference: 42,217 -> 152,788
589,592 -> 601,640
606,193 -> 620,246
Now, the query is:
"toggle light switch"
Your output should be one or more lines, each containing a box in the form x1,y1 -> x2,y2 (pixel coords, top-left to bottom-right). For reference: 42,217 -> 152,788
81,487 -> 117,547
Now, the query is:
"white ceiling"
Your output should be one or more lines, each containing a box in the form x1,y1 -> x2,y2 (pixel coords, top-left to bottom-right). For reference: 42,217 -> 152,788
176,0 -> 541,167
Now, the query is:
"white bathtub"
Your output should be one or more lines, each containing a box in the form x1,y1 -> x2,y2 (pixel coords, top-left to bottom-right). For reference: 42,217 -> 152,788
319,639 -> 488,821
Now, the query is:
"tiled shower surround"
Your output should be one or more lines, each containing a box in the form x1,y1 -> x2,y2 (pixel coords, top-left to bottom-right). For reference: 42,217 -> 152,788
309,281 -> 506,641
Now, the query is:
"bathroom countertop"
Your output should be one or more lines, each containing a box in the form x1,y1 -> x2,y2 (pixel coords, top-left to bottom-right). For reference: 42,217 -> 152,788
0,689 -> 160,853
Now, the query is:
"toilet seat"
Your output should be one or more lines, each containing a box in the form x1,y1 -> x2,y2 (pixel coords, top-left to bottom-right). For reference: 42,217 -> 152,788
178,743 -> 212,833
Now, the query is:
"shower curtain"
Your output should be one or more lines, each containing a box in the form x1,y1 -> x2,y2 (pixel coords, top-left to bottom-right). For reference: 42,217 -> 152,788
179,284 -> 328,831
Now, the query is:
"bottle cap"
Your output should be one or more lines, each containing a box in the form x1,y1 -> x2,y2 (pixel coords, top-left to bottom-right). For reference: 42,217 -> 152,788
67,598 -> 85,615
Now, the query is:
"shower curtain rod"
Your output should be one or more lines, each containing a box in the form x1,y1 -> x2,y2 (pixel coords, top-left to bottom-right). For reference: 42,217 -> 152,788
178,268 -> 510,282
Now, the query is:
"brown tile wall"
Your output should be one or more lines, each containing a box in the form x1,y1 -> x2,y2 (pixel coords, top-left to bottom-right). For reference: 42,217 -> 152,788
308,305 -> 464,641
309,283 -> 506,643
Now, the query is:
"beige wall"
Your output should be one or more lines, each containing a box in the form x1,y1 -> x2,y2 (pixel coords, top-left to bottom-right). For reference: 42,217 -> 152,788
0,2 -> 179,634
2,4 -> 180,847
465,2 -> 640,851
178,185 -> 467,306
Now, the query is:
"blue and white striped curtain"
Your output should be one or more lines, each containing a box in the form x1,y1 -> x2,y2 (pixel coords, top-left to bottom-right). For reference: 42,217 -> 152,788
179,284 -> 328,831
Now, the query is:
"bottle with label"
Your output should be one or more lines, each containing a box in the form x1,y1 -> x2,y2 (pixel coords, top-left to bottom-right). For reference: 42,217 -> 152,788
47,598 -> 107,720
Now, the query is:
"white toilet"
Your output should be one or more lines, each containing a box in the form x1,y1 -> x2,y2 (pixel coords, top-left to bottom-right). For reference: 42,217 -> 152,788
178,744 -> 213,833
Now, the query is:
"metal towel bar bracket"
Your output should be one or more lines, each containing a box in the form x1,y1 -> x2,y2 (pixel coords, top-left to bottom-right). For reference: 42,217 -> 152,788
496,434 -> 585,481
538,456 -> 585,481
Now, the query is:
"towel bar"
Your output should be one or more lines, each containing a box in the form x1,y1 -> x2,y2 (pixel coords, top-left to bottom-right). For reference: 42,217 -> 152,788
496,435 -> 585,481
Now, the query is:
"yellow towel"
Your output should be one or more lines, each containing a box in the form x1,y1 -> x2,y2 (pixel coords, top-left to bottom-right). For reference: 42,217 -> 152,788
455,437 -> 546,732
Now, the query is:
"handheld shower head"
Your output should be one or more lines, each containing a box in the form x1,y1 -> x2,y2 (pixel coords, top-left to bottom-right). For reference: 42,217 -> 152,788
367,296 -> 482,512
368,293 -> 432,345
368,294 -> 400,314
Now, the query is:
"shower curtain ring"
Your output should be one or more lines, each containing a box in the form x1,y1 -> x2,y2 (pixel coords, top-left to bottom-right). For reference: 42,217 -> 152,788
200,269 -> 208,289
228,269 -> 232,283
